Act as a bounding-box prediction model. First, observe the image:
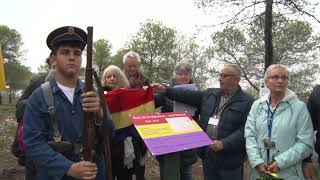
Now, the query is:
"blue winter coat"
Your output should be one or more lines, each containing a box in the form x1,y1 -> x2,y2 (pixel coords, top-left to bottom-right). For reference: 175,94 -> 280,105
165,87 -> 253,169
245,89 -> 314,180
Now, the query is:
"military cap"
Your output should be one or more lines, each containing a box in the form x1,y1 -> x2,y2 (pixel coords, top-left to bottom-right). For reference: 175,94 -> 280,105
46,26 -> 87,50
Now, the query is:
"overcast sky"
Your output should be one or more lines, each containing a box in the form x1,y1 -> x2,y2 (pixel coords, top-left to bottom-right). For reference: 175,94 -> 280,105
0,0 -> 216,72
1,0 -> 320,73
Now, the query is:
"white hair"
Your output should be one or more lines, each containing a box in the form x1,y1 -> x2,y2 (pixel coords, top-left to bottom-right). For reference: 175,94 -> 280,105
264,64 -> 289,81
123,51 -> 141,64
224,64 -> 241,76
101,65 -> 130,88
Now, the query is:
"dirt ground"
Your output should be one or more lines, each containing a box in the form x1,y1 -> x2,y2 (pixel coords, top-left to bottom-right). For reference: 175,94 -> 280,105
0,104 -> 25,180
0,103 -> 319,180
144,156 -> 204,180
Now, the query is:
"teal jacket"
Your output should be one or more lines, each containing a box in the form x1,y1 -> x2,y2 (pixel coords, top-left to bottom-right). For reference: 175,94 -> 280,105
245,89 -> 314,180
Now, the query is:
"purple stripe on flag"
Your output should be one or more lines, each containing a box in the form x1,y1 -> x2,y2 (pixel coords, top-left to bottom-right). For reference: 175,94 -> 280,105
143,131 -> 212,156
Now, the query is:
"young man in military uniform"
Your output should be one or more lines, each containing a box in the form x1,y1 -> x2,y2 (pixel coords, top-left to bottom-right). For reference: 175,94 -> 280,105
23,26 -> 112,180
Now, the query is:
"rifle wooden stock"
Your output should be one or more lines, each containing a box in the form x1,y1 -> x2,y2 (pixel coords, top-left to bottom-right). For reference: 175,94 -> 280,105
93,70 -> 113,180
83,26 -> 95,162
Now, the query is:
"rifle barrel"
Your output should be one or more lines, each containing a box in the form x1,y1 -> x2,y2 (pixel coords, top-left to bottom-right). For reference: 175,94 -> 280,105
83,26 -> 94,161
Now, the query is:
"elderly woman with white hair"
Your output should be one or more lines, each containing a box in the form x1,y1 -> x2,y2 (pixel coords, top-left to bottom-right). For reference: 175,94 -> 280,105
101,65 -> 130,91
245,64 -> 314,179
101,65 -> 148,180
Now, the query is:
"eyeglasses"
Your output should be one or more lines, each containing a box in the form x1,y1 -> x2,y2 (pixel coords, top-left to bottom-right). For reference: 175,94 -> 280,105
268,75 -> 289,80
218,73 -> 237,79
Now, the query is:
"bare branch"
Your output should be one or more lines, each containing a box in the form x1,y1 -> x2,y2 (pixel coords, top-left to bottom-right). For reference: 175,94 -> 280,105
283,0 -> 320,23
223,49 -> 260,91
237,63 -> 260,91
218,1 -> 265,25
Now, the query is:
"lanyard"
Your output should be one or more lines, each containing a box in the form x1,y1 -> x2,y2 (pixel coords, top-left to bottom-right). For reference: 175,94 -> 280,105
214,101 -> 228,117
214,94 -> 233,117
267,98 -> 280,138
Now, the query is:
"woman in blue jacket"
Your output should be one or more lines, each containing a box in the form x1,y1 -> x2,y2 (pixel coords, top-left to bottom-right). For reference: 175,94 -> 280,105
245,64 -> 314,180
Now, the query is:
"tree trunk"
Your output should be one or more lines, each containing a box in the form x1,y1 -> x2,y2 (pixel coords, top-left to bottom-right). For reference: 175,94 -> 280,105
264,0 -> 273,72
9,88 -> 12,104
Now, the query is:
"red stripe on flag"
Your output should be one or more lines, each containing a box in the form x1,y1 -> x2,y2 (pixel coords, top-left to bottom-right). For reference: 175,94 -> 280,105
104,86 -> 154,113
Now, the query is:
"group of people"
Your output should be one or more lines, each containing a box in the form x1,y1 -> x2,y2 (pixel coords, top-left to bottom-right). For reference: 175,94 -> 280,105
19,25 -> 320,180
101,53 -> 149,180
152,62 -> 317,180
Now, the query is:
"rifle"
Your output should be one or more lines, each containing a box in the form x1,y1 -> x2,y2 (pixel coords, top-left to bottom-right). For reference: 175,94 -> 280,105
93,70 -> 113,180
83,26 -> 95,162
84,26 -> 113,180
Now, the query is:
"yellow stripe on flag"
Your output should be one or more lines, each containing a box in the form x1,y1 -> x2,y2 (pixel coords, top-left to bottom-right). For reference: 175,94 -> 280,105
0,45 -> 6,91
136,120 -> 203,139
112,100 -> 155,130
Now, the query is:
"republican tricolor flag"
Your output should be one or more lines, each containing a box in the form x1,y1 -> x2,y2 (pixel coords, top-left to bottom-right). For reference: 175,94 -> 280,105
104,87 -> 155,130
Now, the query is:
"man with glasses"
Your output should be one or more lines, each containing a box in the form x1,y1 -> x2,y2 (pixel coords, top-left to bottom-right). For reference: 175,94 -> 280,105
152,64 -> 254,180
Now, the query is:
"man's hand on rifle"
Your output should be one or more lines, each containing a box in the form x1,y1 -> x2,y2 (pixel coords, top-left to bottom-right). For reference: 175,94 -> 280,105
67,161 -> 98,180
82,91 -> 103,120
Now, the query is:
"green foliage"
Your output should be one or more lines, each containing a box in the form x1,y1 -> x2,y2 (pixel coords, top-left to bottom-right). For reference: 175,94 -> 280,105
79,67 -> 85,81
126,20 -> 212,88
211,13 -> 320,97
93,39 -> 112,76
243,82 -> 259,99
0,25 -> 24,61
174,35 -> 213,89
4,60 -> 32,92
111,48 -> 131,70
0,25 -> 32,93
194,0 -> 318,25
127,19 -> 177,82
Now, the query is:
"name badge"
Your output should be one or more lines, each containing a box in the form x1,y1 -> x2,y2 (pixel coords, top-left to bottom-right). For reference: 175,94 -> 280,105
208,116 -> 219,126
